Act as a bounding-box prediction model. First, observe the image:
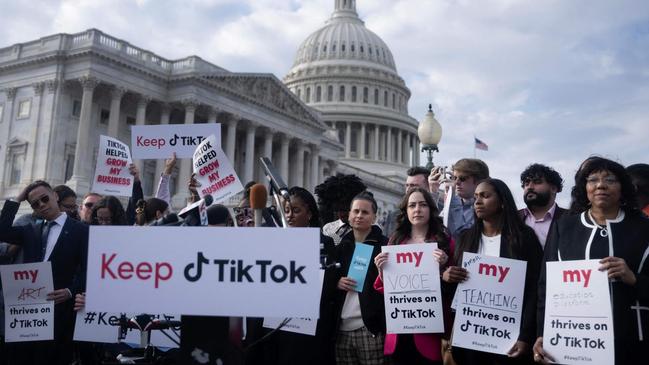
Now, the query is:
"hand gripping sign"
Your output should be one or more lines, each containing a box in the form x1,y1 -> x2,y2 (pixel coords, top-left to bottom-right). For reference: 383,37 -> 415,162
0,262 -> 54,342
92,135 -> 134,197
382,243 -> 445,334
542,260 -> 614,365
452,253 -> 527,355
131,124 -> 221,159
85,226 -> 321,318
192,134 -> 243,201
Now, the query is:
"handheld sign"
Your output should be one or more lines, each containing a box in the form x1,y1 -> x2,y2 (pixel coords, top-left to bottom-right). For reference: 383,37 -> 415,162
543,260 -> 614,365
85,226 -> 321,318
0,262 -> 54,342
452,253 -> 527,355
92,135 -> 134,197
192,134 -> 243,202
347,242 -> 374,292
131,124 -> 221,159
382,243 -> 444,334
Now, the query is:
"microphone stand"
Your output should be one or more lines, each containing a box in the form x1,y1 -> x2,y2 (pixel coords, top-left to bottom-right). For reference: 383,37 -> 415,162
269,183 -> 289,228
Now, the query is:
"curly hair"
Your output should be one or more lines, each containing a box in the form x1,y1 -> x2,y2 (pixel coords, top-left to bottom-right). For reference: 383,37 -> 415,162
91,196 -> 127,226
391,187 -> 449,251
570,157 -> 638,214
520,163 -> 563,192
315,173 -> 367,225
289,186 -> 321,228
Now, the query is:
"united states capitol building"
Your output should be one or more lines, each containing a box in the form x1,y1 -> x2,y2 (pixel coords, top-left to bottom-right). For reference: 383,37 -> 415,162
0,0 -> 421,214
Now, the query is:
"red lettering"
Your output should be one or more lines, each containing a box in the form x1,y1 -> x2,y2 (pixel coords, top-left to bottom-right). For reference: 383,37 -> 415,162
99,253 -> 172,288
101,253 -> 117,279
106,158 -> 127,167
136,262 -> 152,280
118,262 -> 134,279
155,263 -> 173,289
136,136 -> 165,149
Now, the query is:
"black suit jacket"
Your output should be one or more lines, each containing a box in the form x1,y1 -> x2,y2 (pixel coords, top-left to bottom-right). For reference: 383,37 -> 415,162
518,205 -> 566,247
0,200 -> 88,340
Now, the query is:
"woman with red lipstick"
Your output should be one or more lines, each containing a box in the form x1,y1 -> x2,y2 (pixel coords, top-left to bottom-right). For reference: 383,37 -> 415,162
449,178 -> 542,365
534,157 -> 649,365
373,187 -> 451,364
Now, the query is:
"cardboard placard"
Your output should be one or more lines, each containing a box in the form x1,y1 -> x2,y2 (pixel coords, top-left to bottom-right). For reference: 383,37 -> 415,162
192,134 -> 243,202
92,135 -> 134,197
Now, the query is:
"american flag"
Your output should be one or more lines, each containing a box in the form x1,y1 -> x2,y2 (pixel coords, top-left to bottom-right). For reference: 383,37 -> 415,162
474,137 -> 488,151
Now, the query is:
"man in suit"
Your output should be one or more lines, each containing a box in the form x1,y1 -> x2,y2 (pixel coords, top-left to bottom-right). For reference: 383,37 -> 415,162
0,180 -> 88,365
519,164 -> 566,248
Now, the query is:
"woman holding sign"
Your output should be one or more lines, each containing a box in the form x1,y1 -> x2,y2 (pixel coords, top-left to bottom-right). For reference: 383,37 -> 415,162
534,157 -> 649,365
448,178 -> 542,365
373,187 -> 451,365
331,191 -> 390,365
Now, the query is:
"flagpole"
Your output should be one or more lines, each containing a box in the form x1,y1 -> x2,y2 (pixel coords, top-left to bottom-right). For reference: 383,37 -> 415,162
473,135 -> 476,158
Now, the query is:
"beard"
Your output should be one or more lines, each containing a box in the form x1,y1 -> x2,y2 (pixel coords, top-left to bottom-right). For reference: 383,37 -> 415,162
524,190 -> 551,207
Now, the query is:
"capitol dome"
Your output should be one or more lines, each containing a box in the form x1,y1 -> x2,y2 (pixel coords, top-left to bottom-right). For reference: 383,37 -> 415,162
284,0 -> 421,201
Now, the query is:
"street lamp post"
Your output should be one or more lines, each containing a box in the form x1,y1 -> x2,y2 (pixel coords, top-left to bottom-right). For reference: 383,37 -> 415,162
417,104 -> 443,170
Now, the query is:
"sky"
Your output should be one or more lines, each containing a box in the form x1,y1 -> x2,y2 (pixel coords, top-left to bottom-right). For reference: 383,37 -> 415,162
1,0 -> 648,207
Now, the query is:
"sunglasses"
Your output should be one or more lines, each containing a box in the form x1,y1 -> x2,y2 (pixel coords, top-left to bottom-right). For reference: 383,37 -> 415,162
84,202 -> 94,209
29,195 -> 50,209
451,175 -> 470,183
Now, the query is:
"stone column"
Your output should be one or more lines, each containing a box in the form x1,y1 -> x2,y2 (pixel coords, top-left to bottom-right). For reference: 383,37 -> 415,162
386,127 -> 393,162
36,80 -> 59,181
0,88 -> 16,195
67,76 -> 99,194
295,140 -> 305,187
359,123 -> 366,159
154,103 -> 172,180
280,133 -> 290,181
261,128 -> 274,180
373,125 -> 379,160
208,108 -> 218,124
225,114 -> 237,163
310,145 -> 320,191
134,95 -> 151,174
107,86 -> 126,138
173,99 -> 197,206
397,129 -> 403,164
415,137 -> 420,166
344,121 -> 351,158
243,123 -> 256,183
22,82 -> 44,184
407,133 -> 413,166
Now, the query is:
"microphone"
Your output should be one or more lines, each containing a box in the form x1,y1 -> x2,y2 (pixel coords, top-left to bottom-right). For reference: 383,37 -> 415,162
260,157 -> 290,200
149,213 -> 181,226
179,195 -> 214,226
249,184 -> 267,228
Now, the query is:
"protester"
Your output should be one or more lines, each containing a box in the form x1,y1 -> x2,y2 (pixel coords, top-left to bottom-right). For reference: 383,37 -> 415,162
134,198 -> 170,226
445,178 -> 542,364
330,191 -> 389,365
316,174 -> 368,244
429,159 -> 490,239
90,196 -> 128,226
0,180 -> 88,365
373,187 -> 451,364
207,204 -> 233,227
154,153 -> 177,206
627,163 -> 649,216
534,157 -> 649,365
519,164 -> 566,247
53,184 -> 79,220
383,167 -> 431,238
80,192 -> 102,224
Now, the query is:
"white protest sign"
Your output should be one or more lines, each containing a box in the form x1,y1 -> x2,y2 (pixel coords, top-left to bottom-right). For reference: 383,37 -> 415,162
0,262 -> 54,342
382,243 -> 444,334
92,135 -> 134,196
543,260 -> 614,365
263,270 -> 325,336
85,226 -> 321,318
452,253 -> 527,355
74,310 -> 180,348
131,124 -> 221,159
192,134 -> 243,202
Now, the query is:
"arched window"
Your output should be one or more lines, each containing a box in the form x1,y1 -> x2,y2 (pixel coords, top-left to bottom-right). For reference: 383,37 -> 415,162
306,87 -> 311,103
339,86 -> 345,102
316,86 -> 322,102
351,43 -> 355,52
327,85 -> 333,102
374,89 -> 379,105
384,90 -> 388,107
297,88 -> 302,99
363,87 -> 368,103
351,86 -> 357,102
341,43 -> 346,52
392,93 -> 396,109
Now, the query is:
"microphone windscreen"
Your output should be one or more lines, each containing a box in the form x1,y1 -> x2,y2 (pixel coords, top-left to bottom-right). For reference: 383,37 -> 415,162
249,184 -> 268,210
203,194 -> 214,207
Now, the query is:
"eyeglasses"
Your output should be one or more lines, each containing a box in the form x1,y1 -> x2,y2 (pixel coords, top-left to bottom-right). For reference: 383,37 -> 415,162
586,176 -> 619,186
452,175 -> 471,183
84,202 -> 94,209
29,195 -> 50,209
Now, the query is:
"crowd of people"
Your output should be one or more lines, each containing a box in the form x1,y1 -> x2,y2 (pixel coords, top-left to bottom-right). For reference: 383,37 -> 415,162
0,155 -> 648,365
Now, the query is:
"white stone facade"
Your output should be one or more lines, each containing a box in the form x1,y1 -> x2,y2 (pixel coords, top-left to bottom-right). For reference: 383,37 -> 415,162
0,29 -> 343,208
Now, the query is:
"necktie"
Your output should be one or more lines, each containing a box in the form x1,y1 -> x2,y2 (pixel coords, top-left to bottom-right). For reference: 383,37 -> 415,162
41,221 -> 55,261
